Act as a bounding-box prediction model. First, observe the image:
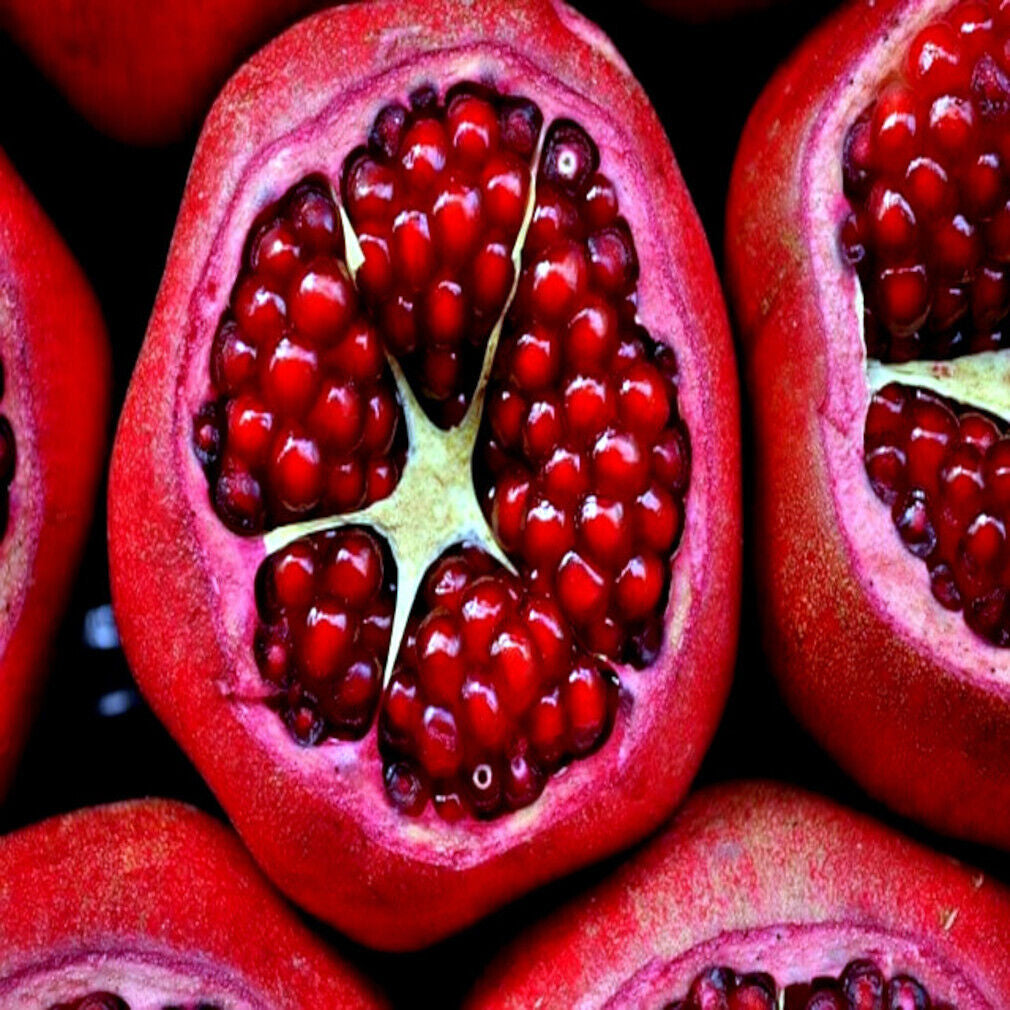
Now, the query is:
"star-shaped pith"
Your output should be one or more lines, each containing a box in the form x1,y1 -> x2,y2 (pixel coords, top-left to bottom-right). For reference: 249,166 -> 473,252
264,162 -> 542,686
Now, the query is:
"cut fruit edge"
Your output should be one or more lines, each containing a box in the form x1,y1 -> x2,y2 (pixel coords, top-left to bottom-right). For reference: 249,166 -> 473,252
109,0 -> 740,946
803,0 -> 1010,687
464,782 -> 1010,1010
0,799 -> 386,1009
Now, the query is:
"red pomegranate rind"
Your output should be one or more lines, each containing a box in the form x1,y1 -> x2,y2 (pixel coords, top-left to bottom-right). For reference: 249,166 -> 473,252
726,0 -> 1010,848
0,149 -> 110,798
465,783 -> 1010,1010
109,0 -> 740,948
0,800 -> 386,1009
0,0 -> 322,145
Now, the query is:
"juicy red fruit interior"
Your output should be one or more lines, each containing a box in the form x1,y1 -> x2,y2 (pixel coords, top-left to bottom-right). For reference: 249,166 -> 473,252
665,961 -> 953,1010
194,83 -> 691,820
841,0 -> 1010,644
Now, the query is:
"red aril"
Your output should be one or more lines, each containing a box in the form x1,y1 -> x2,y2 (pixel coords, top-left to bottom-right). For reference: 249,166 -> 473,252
727,0 -> 1010,849
109,0 -> 740,949
0,150 -> 110,798
465,783 -> 1010,1010
0,800 -> 385,1008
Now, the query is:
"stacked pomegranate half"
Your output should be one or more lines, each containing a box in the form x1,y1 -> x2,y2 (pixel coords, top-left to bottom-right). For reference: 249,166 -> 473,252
0,149 -> 109,797
728,0 -> 1010,847
0,800 -> 385,1009
466,783 -> 1010,1010
109,0 -> 740,948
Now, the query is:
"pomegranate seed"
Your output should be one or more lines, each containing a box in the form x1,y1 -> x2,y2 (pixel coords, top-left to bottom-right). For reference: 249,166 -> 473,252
556,550 -> 609,622
299,600 -> 355,681
399,118 -> 449,193
432,181 -> 482,263
416,610 -> 465,705
541,120 -> 598,194
289,258 -> 356,344
460,673 -> 508,750
322,531 -> 383,606
270,429 -> 322,512
263,336 -> 319,416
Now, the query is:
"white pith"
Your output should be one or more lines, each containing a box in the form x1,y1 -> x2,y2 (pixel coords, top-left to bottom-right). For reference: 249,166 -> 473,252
597,923 -> 995,1010
176,47 -> 709,849
261,148 -> 541,687
0,952 -> 261,1010
805,0 -> 1010,689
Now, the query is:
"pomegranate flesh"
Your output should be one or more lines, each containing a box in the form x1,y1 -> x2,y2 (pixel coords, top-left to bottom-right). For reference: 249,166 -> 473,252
727,0 -> 1010,847
109,0 -> 740,948
0,800 -> 385,1009
465,782 -> 1010,1009
0,148 -> 110,797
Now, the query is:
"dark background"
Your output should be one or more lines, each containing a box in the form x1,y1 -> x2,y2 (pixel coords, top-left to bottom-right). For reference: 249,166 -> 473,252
1,1 -> 1007,1005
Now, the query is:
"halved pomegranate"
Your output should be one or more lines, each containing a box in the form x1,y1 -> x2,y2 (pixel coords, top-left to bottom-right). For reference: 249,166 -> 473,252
1,0 -> 323,145
0,149 -> 110,798
0,799 -> 386,1008
108,0 -> 740,949
727,0 -> 1010,848
465,782 -> 1010,1009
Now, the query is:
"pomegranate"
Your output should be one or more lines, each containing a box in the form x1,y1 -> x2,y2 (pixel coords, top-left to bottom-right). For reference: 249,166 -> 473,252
108,0 -> 740,949
0,0 -> 322,145
465,781 -> 1010,1009
0,799 -> 386,1008
726,0 -> 1010,848
0,149 -> 110,797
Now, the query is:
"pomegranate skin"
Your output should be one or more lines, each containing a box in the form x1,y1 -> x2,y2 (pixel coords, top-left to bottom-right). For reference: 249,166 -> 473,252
0,150 -> 110,798
726,0 -> 1010,849
1,0 -> 322,145
0,799 -> 387,1008
465,782 -> 1010,1009
108,0 -> 741,949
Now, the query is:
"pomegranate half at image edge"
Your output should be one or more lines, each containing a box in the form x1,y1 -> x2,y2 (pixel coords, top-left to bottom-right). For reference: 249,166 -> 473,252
0,0 -> 323,146
108,0 -> 741,950
465,781 -> 1010,1010
0,800 -> 386,1010
0,149 -> 110,797
727,0 -> 1010,848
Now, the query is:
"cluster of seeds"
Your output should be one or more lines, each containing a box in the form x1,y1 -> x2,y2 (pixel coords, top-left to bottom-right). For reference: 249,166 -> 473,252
666,961 -> 953,1010
480,119 -> 689,665
48,996 -> 221,1010
254,528 -> 393,744
840,0 -> 1010,360
343,83 -> 542,428
198,82 -> 691,819
0,361 -> 14,539
865,381 -> 1010,644
193,179 -> 405,533
379,544 -> 619,819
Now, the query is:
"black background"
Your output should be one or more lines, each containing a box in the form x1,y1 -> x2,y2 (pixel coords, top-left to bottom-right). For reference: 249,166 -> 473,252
1,0 -> 1008,1005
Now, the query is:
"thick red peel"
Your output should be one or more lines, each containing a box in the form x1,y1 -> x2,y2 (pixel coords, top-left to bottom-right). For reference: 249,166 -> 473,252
0,0 -> 323,145
465,782 -> 1010,1010
109,0 -> 740,949
0,148 -> 110,798
726,0 -> 1010,849
0,799 -> 387,1009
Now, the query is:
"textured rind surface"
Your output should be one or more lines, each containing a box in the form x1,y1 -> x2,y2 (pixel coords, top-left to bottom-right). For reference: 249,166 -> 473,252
0,799 -> 387,1008
0,149 -> 110,798
108,0 -> 740,949
0,0 -> 321,145
725,0 -> 1010,849
465,782 -> 1010,1010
